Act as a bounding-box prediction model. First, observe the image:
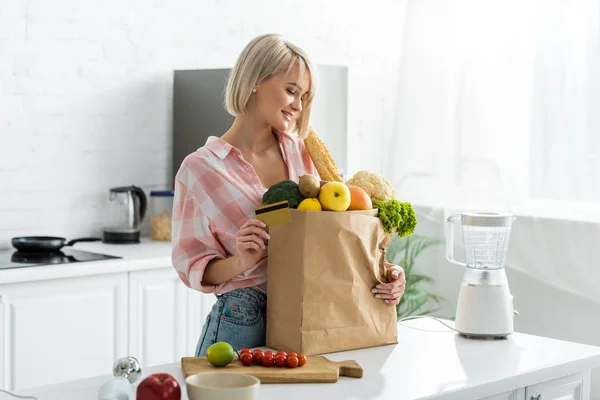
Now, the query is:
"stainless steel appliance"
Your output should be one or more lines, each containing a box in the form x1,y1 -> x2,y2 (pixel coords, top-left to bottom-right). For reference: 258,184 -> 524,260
102,186 -> 148,244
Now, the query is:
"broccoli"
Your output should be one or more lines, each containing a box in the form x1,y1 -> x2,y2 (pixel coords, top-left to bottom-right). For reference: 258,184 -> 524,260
262,180 -> 305,209
373,199 -> 417,238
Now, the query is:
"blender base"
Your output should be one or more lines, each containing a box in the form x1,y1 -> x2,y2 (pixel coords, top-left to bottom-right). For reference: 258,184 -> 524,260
455,283 -> 515,339
458,332 -> 510,340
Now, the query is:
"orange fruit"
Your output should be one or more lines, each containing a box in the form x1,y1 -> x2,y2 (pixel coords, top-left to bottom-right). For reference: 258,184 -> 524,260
347,186 -> 373,210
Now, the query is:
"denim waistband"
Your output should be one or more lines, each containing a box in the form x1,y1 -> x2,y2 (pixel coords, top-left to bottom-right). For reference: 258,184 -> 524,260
216,286 -> 267,307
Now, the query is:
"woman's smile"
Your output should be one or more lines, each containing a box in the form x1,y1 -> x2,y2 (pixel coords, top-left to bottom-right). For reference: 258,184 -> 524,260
282,110 -> 293,122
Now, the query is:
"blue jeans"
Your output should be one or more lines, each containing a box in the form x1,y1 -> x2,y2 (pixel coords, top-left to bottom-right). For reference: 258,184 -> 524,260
195,287 -> 267,356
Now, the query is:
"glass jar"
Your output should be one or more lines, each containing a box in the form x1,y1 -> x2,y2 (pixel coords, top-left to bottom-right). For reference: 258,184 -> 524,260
150,190 -> 174,241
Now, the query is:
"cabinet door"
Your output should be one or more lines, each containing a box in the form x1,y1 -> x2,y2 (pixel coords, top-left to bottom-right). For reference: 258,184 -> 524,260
483,389 -> 525,400
0,273 -> 128,392
525,373 -> 585,400
129,268 -> 189,367
129,267 -> 217,364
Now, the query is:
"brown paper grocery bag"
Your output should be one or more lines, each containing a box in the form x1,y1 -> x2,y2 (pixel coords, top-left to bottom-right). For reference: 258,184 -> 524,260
266,209 -> 398,355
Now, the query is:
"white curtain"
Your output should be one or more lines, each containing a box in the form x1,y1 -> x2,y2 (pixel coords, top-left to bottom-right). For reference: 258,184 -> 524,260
386,0 -> 600,303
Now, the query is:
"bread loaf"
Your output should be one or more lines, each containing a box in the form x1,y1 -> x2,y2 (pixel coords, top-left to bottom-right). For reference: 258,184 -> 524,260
303,127 -> 344,182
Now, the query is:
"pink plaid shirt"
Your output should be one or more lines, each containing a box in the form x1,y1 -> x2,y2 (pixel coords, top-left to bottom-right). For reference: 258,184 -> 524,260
172,130 -> 320,295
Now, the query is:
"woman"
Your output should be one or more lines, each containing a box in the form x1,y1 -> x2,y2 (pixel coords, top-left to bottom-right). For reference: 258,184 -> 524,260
172,33 -> 406,356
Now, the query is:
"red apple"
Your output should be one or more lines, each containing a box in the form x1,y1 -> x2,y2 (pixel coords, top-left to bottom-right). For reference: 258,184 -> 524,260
136,373 -> 181,400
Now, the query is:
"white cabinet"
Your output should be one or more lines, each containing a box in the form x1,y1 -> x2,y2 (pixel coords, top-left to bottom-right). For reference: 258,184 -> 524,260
481,373 -> 586,400
129,268 -> 188,368
483,389 -> 525,400
0,273 -> 128,392
129,268 -> 216,367
0,265 -> 215,392
524,373 -> 586,400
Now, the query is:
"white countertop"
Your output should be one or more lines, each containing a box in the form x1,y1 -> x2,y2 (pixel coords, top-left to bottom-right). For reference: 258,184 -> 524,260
0,239 -> 173,284
16,318 -> 600,400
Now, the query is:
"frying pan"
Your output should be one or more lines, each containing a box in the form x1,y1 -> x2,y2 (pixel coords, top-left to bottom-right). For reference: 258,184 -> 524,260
11,236 -> 101,253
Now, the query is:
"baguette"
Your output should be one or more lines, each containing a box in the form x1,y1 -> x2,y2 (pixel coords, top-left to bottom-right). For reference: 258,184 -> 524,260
303,126 -> 344,182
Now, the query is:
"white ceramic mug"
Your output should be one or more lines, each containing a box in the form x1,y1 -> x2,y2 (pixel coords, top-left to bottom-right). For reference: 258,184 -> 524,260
185,372 -> 260,400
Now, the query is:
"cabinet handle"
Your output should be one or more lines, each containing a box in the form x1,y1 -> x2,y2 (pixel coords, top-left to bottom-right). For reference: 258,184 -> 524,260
531,394 -> 543,400
0,294 -> 11,391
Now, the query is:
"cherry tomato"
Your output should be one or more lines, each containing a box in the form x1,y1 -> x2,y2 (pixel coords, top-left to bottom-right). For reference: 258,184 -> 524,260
297,354 -> 307,367
252,349 -> 263,364
287,355 -> 299,368
240,348 -> 251,355
263,350 -> 274,357
288,352 -> 298,359
274,354 -> 287,368
276,350 -> 287,357
240,352 -> 253,366
262,353 -> 274,367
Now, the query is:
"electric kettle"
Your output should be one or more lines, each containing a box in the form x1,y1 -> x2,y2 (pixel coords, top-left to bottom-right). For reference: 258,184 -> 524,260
102,186 -> 148,244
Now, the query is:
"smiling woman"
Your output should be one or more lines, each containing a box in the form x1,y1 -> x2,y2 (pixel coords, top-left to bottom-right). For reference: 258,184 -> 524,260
171,34 -> 322,357
172,33 -> 405,357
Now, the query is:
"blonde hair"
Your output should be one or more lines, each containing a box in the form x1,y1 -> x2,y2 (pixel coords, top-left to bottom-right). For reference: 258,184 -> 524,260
225,33 -> 316,139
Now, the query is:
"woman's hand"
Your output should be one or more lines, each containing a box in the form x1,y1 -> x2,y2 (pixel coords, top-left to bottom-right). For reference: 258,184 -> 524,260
236,219 -> 270,272
372,265 -> 406,305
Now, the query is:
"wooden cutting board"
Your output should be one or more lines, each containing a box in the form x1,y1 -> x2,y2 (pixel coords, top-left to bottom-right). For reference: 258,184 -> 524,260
181,355 -> 363,383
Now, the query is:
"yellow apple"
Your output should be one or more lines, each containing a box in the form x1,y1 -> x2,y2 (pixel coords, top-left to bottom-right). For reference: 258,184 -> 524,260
318,182 -> 351,211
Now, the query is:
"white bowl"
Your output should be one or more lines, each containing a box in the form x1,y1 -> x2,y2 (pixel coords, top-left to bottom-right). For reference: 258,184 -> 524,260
185,372 -> 260,400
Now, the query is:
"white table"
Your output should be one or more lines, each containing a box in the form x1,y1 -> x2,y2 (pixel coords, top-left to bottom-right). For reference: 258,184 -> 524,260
14,318 -> 600,400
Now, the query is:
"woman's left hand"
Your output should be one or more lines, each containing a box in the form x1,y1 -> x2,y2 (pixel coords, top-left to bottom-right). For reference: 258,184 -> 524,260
372,265 -> 406,305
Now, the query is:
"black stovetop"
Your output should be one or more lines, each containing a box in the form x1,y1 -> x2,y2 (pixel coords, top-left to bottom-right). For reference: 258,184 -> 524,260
0,247 -> 122,270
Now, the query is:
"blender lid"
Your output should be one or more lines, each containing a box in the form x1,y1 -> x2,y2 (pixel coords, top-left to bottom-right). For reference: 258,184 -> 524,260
462,211 -> 515,227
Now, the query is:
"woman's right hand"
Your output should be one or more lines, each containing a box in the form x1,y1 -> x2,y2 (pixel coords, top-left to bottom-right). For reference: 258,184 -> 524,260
235,219 -> 270,272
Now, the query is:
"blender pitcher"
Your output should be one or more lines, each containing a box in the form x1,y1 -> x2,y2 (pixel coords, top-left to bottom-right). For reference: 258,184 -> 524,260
445,211 -> 517,338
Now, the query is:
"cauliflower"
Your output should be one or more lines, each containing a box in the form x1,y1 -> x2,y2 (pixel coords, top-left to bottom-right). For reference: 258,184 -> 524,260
346,170 -> 396,203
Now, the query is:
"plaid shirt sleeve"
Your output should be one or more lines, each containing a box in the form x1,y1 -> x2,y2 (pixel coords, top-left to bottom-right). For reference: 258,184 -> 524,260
171,169 -> 227,294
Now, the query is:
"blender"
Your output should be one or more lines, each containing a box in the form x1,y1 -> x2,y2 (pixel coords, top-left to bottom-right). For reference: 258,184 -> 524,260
445,211 -> 517,339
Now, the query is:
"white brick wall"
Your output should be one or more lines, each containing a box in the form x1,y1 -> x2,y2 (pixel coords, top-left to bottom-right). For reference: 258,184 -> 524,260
0,0 -> 405,246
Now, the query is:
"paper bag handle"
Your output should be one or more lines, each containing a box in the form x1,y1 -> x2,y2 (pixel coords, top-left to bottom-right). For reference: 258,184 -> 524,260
379,247 -> 390,283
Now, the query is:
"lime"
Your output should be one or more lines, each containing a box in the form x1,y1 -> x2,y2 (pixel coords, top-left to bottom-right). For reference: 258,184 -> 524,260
206,342 -> 235,367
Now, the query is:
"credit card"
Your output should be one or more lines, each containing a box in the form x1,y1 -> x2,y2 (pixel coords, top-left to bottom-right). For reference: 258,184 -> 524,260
255,200 -> 291,227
